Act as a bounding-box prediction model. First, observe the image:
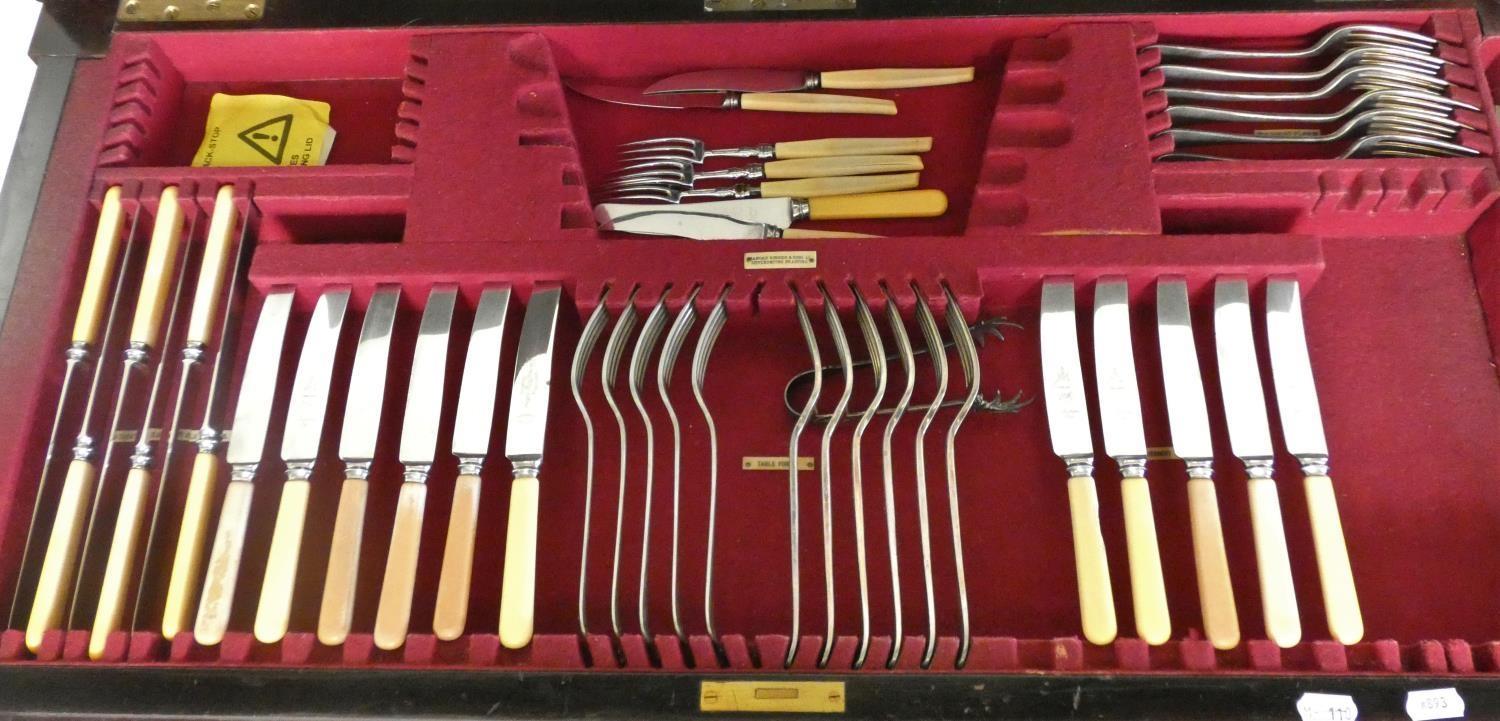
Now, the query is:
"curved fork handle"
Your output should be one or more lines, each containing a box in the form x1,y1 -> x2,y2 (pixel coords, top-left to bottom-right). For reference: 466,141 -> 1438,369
89,467 -> 152,659
818,67 -> 975,90
1305,475 -> 1363,645
740,93 -> 897,116
1067,475 -> 1117,646
26,459 -> 97,652
434,474 -> 483,641
774,137 -> 932,159
318,476 -> 369,646
1247,477 -> 1302,648
1187,478 -> 1241,650
499,474 -> 540,650
1120,476 -> 1170,645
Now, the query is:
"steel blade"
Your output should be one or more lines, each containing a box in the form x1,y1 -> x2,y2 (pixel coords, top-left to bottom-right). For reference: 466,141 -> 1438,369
1212,279 -> 1275,460
452,286 -> 514,459
1264,279 -> 1328,459
398,286 -> 458,466
1092,279 -> 1147,459
504,287 -> 563,468
224,290 -> 296,467
1040,280 -> 1094,459
643,68 -> 809,95
566,81 -> 730,109
595,198 -> 796,230
338,286 -> 401,463
597,209 -> 775,240
280,288 -> 351,463
1155,278 -> 1214,462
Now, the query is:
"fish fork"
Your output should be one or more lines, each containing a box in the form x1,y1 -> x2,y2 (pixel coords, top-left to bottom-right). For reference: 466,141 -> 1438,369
619,136 -> 933,165
1155,64 -> 1451,104
1158,108 -> 1467,147
599,172 -> 920,203
1147,24 -> 1437,62
1159,132 -> 1479,160
607,155 -> 925,190
1164,88 -> 1478,125
1157,46 -> 1444,85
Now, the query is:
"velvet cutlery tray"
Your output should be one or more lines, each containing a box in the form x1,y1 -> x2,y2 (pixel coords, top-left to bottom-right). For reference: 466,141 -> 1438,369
4,3 -> 1500,696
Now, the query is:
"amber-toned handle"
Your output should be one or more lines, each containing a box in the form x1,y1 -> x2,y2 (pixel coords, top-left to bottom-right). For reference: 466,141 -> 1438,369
1186,478 -> 1241,650
72,186 -> 127,346
433,474 -> 483,641
26,459 -> 97,652
254,479 -> 310,644
1120,476 -> 1170,645
740,92 -> 897,115
317,476 -> 369,646
194,479 -> 255,647
373,482 -> 427,651
779,229 -> 879,239
1066,475 -> 1117,646
88,467 -> 151,659
773,137 -> 932,158
818,67 -> 975,89
1304,474 -> 1363,645
760,173 -> 918,199
498,473 -> 540,650
762,155 -> 923,179
1246,477 -> 1301,648
161,452 -> 219,641
186,185 -> 238,347
129,186 -> 185,349
806,189 -> 948,220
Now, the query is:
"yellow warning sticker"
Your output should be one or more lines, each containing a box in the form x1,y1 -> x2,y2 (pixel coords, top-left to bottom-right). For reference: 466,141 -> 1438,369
192,93 -> 336,167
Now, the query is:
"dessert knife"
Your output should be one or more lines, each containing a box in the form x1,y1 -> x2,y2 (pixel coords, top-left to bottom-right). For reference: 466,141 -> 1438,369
373,285 -> 458,650
1039,279 -> 1117,646
595,189 -> 948,230
1265,278 -> 1362,645
567,82 -> 897,115
642,66 -> 974,94
433,286 -> 513,641
498,286 -> 563,650
1156,278 -> 1240,650
254,287 -> 352,644
1092,279 -> 1171,645
598,209 -> 876,241
1213,278 -> 1300,648
317,285 -> 401,646
194,288 -> 297,646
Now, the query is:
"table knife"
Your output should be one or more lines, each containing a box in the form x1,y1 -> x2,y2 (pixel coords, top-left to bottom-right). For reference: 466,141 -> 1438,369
194,288 -> 297,646
596,189 -> 947,231
1039,279 -> 1117,646
498,286 -> 563,650
253,287 -> 352,644
642,66 -> 974,94
433,286 -> 513,641
317,285 -> 401,646
373,285 -> 458,651
567,82 -> 897,115
1213,278 -> 1300,648
1156,278 -> 1240,650
1092,278 -> 1170,645
1265,278 -> 1362,645
598,209 -> 876,241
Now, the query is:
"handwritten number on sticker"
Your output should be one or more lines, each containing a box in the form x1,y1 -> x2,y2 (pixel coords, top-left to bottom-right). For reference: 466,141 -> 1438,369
1297,692 -> 1358,721
1406,688 -> 1463,721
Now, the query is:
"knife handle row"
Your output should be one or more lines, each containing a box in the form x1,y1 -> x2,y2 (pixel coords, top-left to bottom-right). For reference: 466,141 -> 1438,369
773,136 -> 933,159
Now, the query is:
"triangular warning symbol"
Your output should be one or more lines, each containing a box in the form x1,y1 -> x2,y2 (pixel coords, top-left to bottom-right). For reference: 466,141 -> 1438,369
237,114 -> 293,164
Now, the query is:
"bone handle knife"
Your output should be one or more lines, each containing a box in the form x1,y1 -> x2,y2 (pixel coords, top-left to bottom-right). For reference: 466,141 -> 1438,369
373,482 -> 426,650
194,478 -> 254,646
805,189 -> 948,220
253,479 -> 311,643
1067,471 -> 1117,646
499,472 -> 540,649
761,172 -> 919,199
433,473 -> 482,641
818,67 -> 975,89
763,155 -> 923,179
1305,475 -> 1361,644
1247,475 -> 1301,647
739,92 -> 896,115
317,476 -> 368,645
1186,476 -> 1240,649
773,136 -> 932,158
1120,475 -> 1170,645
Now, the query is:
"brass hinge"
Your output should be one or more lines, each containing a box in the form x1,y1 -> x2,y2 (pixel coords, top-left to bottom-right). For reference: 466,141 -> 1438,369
704,0 -> 855,11
118,0 -> 266,22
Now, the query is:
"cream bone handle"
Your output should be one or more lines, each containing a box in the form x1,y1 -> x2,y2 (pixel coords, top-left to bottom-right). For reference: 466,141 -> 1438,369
186,186 -> 239,347
803,189 -> 949,220
1246,475 -> 1302,648
1066,470 -> 1117,646
761,155 -> 923,179
817,67 -> 976,90
253,478 -> 312,644
318,475 -> 370,646
760,173 -> 919,200
1304,473 -> 1363,645
88,467 -> 152,659
160,451 -> 220,641
1120,473 -> 1171,645
193,478 -> 256,646
373,481 -> 428,651
1186,474 -> 1241,650
498,471 -> 540,650
71,186 -> 128,347
129,186 -> 186,350
739,92 -> 896,115
773,137 -> 932,158
433,473 -> 483,641
25,460 -> 98,651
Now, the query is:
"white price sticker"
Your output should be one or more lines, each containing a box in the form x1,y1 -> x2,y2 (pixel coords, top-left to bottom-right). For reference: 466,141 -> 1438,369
1406,688 -> 1464,721
1297,692 -> 1359,721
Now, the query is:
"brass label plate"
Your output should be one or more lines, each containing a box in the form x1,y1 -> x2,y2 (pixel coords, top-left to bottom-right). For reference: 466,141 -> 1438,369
700,681 -> 846,713
741,456 -> 814,471
744,251 -> 817,270
118,0 -> 266,22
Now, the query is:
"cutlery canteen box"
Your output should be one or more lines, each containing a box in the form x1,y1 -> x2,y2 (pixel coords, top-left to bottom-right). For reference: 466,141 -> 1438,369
5,0 -> 1500,718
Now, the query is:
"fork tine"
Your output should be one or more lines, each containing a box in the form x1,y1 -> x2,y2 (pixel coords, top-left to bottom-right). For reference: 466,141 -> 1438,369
605,177 -> 693,190
620,137 -> 699,149
615,159 -> 693,173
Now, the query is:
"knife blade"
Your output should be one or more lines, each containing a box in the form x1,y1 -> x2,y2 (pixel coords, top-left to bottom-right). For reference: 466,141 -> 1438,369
1038,279 -> 1116,646
1265,278 -> 1362,645
318,285 -> 401,646
597,209 -> 876,241
1155,277 -> 1239,650
434,286 -> 513,641
643,66 -> 974,95
255,287 -> 351,644
1091,278 -> 1169,646
566,81 -> 896,115
1212,277 -> 1300,648
374,285 -> 458,651
498,285 -> 563,650
595,189 -> 947,230
194,288 -> 297,646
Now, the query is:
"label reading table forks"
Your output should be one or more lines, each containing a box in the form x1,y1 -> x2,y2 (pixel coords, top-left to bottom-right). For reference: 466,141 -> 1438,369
1406,688 -> 1463,721
744,251 -> 816,270
1297,692 -> 1358,721
742,456 -> 814,471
